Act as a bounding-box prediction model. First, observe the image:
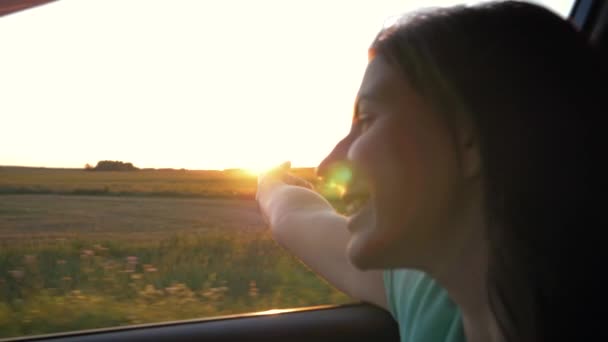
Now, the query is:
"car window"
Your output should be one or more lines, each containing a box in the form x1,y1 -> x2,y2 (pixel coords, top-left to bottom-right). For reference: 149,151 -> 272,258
0,0 -> 574,339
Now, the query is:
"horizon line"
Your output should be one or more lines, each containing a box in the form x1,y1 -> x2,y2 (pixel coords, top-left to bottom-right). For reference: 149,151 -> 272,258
0,164 -> 317,172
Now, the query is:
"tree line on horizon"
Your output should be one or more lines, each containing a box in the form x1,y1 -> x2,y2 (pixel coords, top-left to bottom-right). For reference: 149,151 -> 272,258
85,160 -> 139,171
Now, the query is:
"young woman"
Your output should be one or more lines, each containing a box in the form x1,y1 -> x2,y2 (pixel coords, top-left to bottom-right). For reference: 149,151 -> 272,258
257,2 -> 604,341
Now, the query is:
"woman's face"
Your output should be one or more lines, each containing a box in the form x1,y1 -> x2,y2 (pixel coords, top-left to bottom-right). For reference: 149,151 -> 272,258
319,56 -> 470,270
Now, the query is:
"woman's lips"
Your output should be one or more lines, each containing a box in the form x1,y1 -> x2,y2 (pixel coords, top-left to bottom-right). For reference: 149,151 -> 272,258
341,180 -> 371,216
344,197 -> 368,216
347,200 -> 373,233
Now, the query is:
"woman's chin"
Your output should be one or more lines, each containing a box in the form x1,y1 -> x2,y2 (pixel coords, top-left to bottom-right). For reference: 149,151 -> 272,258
346,232 -> 386,270
346,201 -> 394,269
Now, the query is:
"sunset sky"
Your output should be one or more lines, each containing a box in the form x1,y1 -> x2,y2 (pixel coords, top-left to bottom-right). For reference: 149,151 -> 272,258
0,0 -> 572,171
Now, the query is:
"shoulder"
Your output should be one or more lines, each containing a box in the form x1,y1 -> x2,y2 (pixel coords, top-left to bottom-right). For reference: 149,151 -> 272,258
383,269 -> 465,342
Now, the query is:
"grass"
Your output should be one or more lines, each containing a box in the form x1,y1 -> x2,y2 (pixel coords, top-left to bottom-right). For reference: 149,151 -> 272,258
0,167 -> 351,339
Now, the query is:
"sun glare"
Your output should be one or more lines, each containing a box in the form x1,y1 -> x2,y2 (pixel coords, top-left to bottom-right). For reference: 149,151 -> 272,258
244,167 -> 264,176
241,162 -> 280,176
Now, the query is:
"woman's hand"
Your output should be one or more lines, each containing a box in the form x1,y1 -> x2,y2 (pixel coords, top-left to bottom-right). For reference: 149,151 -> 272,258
256,161 -> 326,227
257,161 -> 313,193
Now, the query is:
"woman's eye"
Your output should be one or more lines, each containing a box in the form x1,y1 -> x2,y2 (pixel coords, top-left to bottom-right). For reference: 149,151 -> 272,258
357,114 -> 375,133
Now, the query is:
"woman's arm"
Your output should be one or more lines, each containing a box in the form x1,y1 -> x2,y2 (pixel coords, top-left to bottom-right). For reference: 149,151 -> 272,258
257,179 -> 387,309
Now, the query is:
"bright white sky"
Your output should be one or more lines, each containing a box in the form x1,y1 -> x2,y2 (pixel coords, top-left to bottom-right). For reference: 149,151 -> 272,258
0,0 -> 573,170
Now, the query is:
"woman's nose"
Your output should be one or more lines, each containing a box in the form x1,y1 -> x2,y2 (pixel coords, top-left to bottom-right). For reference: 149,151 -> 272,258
316,134 -> 353,179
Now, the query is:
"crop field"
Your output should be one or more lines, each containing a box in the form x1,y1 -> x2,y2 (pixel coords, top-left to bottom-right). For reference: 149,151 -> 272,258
0,167 -> 350,339
0,166 -> 315,199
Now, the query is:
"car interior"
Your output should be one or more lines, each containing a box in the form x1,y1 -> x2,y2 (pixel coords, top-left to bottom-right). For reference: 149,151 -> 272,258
1,0 -> 605,341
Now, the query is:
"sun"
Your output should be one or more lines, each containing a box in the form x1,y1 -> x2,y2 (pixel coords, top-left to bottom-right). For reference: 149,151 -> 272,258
243,167 -> 265,176
241,160 -> 292,177
241,163 -> 278,176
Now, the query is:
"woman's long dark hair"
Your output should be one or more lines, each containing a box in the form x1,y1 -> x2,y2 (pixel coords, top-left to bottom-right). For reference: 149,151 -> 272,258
370,2 -> 605,341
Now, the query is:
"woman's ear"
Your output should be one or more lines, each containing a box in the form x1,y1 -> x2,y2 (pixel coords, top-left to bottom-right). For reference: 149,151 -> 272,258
462,135 -> 481,180
455,111 -> 481,180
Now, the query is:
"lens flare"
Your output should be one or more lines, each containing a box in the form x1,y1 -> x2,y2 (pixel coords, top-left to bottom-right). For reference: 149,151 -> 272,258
319,163 -> 353,198
331,166 -> 353,185
326,181 -> 347,197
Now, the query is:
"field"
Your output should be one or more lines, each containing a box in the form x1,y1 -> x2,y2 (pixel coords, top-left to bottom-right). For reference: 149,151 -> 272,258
0,167 -> 350,339
0,166 -> 315,199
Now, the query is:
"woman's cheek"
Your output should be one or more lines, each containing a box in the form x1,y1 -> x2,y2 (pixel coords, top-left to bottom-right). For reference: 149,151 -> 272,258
346,122 -> 387,175
346,133 -> 370,166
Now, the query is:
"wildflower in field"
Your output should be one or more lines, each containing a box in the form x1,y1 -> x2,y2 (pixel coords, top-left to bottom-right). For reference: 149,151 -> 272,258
8,270 -> 24,279
102,261 -> 116,270
93,244 -> 108,251
249,280 -> 258,298
123,256 -> 139,272
140,284 -> 162,297
143,264 -> 157,273
202,286 -> 228,301
81,249 -> 95,256
165,283 -> 195,300
165,285 -> 179,294
70,290 -> 86,300
126,256 -> 138,264
23,254 -> 37,264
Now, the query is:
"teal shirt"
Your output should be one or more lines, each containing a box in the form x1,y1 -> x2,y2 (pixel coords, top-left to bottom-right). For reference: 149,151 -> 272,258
384,269 -> 465,342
